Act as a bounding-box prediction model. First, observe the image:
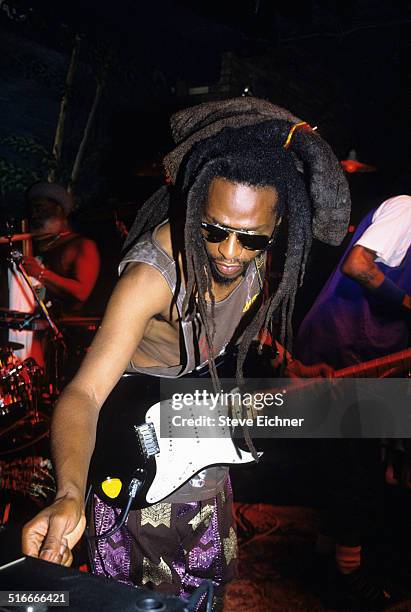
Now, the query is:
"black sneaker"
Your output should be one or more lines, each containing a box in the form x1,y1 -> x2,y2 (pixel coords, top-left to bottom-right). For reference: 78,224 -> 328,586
322,564 -> 397,611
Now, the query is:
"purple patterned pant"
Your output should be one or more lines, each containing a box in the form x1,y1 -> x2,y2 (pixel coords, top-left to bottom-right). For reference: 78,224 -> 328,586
87,478 -> 237,610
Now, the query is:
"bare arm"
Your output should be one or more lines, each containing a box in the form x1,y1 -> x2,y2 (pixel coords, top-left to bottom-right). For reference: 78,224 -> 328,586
341,245 -> 384,289
42,239 -> 100,301
22,262 -> 172,563
271,340 -> 334,377
50,261 -> 171,499
24,239 -> 100,302
341,245 -> 411,310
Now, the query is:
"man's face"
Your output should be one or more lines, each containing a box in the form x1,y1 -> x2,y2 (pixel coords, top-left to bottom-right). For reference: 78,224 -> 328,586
202,177 -> 279,286
30,199 -> 66,239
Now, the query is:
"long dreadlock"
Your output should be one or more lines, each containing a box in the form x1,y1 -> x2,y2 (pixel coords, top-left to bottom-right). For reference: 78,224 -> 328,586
179,121 -> 313,388
123,102 -> 350,459
125,118 -> 341,382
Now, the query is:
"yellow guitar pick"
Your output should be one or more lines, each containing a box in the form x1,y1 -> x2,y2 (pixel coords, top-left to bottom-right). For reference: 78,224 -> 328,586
101,477 -> 122,499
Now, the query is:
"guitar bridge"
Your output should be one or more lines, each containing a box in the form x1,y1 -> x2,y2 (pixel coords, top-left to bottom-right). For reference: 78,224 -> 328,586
134,422 -> 160,458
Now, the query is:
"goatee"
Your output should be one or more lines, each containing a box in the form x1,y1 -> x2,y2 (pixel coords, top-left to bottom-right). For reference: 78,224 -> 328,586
209,259 -> 247,286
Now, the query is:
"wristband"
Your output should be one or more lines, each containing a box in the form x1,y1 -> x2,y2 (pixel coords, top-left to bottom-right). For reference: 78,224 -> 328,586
373,277 -> 405,305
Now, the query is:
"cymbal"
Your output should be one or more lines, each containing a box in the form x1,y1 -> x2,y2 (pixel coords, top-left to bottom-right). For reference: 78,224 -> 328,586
0,317 -> 49,331
0,341 -> 24,351
0,310 -> 49,331
0,308 -> 33,318
0,232 -> 34,245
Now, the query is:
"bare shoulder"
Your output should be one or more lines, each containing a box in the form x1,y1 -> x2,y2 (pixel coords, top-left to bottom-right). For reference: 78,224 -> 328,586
78,237 -> 99,255
119,261 -> 172,313
64,235 -> 97,256
79,236 -> 97,248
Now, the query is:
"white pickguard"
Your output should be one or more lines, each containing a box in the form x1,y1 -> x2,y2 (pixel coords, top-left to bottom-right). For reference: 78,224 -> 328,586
143,399 -> 261,504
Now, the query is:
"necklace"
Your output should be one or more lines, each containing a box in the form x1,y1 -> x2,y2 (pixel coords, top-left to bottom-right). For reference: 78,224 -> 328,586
254,253 -> 265,290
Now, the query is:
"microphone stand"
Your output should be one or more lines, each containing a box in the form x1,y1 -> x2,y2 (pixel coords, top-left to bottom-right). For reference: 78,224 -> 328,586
7,243 -> 67,397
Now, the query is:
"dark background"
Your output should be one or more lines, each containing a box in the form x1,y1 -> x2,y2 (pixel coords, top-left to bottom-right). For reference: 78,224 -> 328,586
0,4 -> 411,598
0,0 -> 410,310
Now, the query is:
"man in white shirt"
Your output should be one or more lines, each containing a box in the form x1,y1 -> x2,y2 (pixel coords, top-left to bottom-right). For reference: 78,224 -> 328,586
295,194 -> 411,610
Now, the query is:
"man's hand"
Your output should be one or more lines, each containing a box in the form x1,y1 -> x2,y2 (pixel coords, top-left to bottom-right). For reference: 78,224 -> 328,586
22,495 -> 86,567
285,359 -> 335,379
273,341 -> 335,378
22,256 -> 44,279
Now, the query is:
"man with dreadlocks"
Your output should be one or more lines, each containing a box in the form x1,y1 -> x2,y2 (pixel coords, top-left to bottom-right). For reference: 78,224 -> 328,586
22,97 -> 349,608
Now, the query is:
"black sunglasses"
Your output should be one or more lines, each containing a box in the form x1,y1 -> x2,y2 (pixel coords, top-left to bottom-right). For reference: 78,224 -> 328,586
201,221 -> 274,251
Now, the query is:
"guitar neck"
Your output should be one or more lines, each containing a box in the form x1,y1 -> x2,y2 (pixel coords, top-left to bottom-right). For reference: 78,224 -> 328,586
246,347 -> 411,413
335,348 -> 411,378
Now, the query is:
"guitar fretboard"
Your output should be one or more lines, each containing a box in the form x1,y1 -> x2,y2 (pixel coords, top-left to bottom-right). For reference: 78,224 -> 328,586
336,348 -> 411,379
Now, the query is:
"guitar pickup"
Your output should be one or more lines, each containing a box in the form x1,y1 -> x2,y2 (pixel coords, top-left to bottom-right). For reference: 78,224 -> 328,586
134,422 -> 160,458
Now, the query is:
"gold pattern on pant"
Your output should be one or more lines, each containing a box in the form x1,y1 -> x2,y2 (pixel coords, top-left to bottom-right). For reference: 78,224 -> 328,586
188,504 -> 214,531
223,527 -> 238,565
142,556 -> 173,585
140,503 -> 172,528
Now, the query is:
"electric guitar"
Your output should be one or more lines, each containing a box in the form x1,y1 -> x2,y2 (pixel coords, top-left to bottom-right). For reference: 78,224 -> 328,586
88,347 -> 411,510
88,371 -> 260,510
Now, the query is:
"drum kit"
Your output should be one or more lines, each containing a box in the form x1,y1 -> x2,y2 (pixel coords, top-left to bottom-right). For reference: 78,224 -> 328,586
0,232 -> 101,457
0,339 -> 44,456
0,312 -> 101,457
